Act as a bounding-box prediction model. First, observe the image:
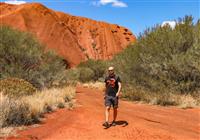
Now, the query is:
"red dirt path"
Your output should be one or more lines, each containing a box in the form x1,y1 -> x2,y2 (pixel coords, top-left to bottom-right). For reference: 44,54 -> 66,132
4,86 -> 200,140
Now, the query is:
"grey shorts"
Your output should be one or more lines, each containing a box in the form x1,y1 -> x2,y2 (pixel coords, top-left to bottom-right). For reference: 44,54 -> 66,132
104,95 -> 119,108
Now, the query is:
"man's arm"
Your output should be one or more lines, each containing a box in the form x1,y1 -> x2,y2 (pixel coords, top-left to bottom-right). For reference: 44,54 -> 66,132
103,84 -> 106,95
103,78 -> 107,97
116,82 -> 121,97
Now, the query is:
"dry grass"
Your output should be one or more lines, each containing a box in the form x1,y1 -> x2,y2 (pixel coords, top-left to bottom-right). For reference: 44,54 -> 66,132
0,127 -> 16,138
0,126 -> 26,138
122,87 -> 200,108
22,86 -> 75,116
82,82 -> 105,90
0,86 -> 75,130
81,82 -> 200,108
150,93 -> 199,108
0,93 -> 32,128
176,94 -> 199,109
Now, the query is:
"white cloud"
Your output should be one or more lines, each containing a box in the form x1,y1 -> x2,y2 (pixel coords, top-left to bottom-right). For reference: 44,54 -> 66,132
4,0 -> 26,5
92,0 -> 128,8
112,1 -> 127,7
161,21 -> 176,29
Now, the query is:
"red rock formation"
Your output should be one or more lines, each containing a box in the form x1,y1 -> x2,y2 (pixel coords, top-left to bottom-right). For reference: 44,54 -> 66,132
0,2 -> 136,66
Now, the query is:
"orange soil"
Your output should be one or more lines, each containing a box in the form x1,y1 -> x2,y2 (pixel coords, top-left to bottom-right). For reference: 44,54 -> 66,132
4,86 -> 200,140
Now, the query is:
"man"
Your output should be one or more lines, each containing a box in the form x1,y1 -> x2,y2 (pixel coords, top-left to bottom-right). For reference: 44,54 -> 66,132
103,66 -> 122,128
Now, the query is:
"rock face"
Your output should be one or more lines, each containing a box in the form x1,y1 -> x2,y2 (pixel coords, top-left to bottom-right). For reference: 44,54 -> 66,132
0,2 -> 136,66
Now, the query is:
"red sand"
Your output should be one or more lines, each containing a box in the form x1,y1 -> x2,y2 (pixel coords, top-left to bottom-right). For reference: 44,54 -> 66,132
4,86 -> 200,140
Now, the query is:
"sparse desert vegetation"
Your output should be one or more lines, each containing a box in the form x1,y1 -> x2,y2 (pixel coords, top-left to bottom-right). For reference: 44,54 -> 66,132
0,86 -> 75,128
82,81 -> 105,90
111,16 -> 200,107
0,26 -> 68,89
0,26 -> 76,134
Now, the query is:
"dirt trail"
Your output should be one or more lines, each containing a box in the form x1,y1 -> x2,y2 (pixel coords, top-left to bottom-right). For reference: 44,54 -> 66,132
4,86 -> 200,140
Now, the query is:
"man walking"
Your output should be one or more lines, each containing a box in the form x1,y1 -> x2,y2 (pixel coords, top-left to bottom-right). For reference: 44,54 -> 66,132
103,66 -> 122,128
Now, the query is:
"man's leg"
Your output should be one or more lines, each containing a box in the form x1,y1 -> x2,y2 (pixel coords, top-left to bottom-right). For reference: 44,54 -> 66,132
113,107 -> 117,122
112,97 -> 118,126
105,106 -> 110,122
103,96 -> 111,127
102,106 -> 110,127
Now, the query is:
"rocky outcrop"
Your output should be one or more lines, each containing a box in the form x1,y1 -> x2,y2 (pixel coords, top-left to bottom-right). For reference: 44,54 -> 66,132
0,2 -> 136,66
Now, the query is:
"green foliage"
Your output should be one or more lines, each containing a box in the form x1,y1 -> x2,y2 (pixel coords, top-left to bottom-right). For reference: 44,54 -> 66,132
0,78 -> 36,97
65,68 -> 80,82
79,67 -> 95,82
121,86 -> 177,106
78,59 -> 107,81
113,15 -> 200,94
0,26 -> 68,89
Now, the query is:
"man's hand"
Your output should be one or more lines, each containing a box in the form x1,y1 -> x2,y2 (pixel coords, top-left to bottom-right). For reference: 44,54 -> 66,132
103,93 -> 106,99
116,82 -> 122,97
116,92 -> 122,97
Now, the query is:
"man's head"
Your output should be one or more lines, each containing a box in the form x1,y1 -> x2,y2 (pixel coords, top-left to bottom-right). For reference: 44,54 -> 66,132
108,66 -> 114,76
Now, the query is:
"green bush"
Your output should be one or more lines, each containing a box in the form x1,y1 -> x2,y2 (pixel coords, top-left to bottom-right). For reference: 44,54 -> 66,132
121,86 -> 178,106
65,68 -> 80,82
78,59 -> 107,81
65,59 -> 108,83
0,78 -> 36,97
79,67 -> 95,82
0,26 -> 68,89
113,16 -> 200,94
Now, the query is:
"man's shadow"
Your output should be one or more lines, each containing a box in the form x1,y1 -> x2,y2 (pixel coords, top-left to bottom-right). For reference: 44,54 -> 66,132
115,120 -> 128,127
104,120 -> 128,129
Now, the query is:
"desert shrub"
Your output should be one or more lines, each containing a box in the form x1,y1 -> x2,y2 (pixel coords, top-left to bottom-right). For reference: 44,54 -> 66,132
121,86 -> 198,106
0,86 -> 75,128
0,78 -> 36,97
82,81 -> 105,90
57,102 -> 65,108
155,93 -> 177,106
111,45 -> 140,83
0,26 -> 68,89
78,59 -> 107,81
110,16 -> 200,106
0,96 -> 39,127
21,86 -> 75,117
65,68 -> 80,82
66,59 -> 108,83
79,67 -> 95,82
113,16 -> 200,94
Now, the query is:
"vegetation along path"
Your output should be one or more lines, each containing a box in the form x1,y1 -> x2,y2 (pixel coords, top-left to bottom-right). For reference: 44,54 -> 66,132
5,85 -> 200,140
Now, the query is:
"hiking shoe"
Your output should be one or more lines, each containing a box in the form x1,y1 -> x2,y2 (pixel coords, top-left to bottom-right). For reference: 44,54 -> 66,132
102,122 -> 110,128
111,121 -> 117,126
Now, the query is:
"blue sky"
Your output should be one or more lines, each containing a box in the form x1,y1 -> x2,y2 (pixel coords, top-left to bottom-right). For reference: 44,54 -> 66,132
4,0 -> 200,36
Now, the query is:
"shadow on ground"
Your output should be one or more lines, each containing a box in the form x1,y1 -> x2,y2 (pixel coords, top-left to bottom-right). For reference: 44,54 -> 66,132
103,120 -> 129,129
115,120 -> 129,127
